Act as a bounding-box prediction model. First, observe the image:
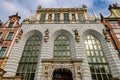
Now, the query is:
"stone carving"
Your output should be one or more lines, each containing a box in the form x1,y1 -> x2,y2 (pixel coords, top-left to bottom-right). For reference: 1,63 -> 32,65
112,3 -> 119,7
103,28 -> 111,42
48,14 -> 52,21
45,66 -> 48,70
44,29 -> 49,42
82,4 -> 87,8
16,29 -> 23,43
37,5 -> 42,10
72,14 -> 76,21
77,66 -> 80,70
73,29 -> 80,42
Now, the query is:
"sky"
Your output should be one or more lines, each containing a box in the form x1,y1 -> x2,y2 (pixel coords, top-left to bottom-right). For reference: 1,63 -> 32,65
0,0 -> 120,23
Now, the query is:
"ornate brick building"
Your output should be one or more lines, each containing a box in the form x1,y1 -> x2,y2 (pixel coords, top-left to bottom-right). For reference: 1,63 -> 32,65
101,3 -> 120,59
0,5 -> 120,80
0,13 -> 22,68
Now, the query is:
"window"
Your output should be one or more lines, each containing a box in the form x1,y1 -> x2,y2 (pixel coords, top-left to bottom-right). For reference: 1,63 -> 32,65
0,32 -> 2,36
54,13 -> 60,23
0,47 -> 7,57
116,33 -> 120,41
0,32 -> 3,43
16,35 -> 41,80
40,13 -> 46,23
6,32 -> 14,40
8,22 -> 14,28
84,35 -> 112,80
54,35 -> 71,60
64,13 -> 70,23
78,13 -> 84,21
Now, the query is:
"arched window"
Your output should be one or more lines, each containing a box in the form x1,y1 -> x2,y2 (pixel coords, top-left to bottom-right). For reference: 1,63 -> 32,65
84,35 -> 112,80
54,35 -> 71,60
16,35 -> 41,80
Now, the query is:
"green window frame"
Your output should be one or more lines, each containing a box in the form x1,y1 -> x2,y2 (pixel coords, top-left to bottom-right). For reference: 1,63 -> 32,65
54,13 -> 60,23
54,35 -> 71,60
84,35 -> 112,80
78,13 -> 84,21
6,32 -> 14,40
16,35 -> 41,80
40,13 -> 46,23
0,47 -> 7,57
64,13 -> 70,23
8,22 -> 14,28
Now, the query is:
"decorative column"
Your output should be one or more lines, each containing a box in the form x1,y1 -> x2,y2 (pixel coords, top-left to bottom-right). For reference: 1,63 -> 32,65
60,13 -> 64,23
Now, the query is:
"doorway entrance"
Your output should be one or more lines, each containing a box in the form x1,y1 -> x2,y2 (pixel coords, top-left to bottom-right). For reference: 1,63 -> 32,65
53,68 -> 73,80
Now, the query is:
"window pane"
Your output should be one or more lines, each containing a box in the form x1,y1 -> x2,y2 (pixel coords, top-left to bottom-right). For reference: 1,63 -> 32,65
78,13 -> 84,21
64,13 -> 70,23
54,13 -> 60,23
8,22 -> 14,28
6,32 -> 14,40
54,35 -> 71,60
16,35 -> 41,80
0,32 -> 2,36
0,47 -> 7,57
40,13 -> 46,23
84,35 -> 112,80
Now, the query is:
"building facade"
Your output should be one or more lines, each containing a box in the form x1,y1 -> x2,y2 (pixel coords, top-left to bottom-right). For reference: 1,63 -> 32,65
0,13 -> 22,69
1,5 -> 120,80
101,3 -> 120,59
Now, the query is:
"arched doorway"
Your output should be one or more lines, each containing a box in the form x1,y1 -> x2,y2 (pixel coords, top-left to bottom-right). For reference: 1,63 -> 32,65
53,68 -> 73,80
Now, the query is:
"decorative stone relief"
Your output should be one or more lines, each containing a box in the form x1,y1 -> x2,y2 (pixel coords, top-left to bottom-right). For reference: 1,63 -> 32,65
44,29 -> 49,42
103,28 -> 111,42
48,14 -> 52,22
16,29 -> 23,43
73,29 -> 80,42
72,14 -> 76,21
76,66 -> 82,78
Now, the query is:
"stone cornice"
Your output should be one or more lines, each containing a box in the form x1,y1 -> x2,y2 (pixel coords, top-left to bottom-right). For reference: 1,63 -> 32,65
37,8 -> 87,13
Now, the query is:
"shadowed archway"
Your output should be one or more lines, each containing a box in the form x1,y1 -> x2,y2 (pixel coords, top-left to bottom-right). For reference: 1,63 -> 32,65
53,68 -> 73,80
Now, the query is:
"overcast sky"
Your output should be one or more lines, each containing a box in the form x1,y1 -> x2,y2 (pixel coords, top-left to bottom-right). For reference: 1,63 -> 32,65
0,0 -> 120,23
